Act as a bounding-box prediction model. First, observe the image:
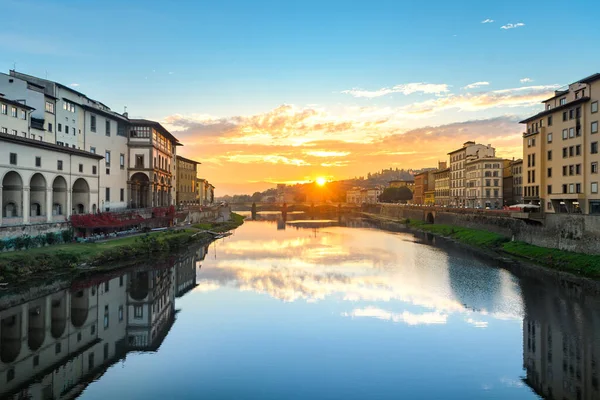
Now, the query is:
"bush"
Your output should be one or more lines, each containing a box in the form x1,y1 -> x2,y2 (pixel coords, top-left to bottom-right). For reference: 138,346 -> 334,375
61,229 -> 74,243
0,240 -> 5,252
45,232 -> 57,246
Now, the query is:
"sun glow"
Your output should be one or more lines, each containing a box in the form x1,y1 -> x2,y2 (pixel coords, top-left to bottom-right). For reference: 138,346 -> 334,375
316,177 -> 327,186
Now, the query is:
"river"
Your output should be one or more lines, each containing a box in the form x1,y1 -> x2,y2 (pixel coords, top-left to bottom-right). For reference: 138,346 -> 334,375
0,213 -> 598,399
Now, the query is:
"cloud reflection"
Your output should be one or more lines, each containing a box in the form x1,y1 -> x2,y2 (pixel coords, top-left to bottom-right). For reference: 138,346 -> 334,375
343,307 -> 448,326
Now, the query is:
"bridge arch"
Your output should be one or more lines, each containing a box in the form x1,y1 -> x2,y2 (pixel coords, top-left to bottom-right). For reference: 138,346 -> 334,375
426,212 -> 435,224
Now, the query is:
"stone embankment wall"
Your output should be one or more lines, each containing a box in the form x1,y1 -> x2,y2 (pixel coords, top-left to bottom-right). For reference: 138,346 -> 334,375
375,204 -> 600,255
0,222 -> 69,240
187,206 -> 231,224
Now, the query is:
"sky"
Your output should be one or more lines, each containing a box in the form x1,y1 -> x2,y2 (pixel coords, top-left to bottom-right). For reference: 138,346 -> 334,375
2,0 -> 599,195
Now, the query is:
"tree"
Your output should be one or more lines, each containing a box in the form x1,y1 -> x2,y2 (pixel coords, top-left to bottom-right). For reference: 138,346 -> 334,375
379,187 -> 413,203
251,191 -> 263,202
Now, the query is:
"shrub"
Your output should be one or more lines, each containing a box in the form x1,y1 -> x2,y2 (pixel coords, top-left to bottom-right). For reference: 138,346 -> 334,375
45,232 -> 57,246
0,240 -> 5,252
61,229 -> 74,243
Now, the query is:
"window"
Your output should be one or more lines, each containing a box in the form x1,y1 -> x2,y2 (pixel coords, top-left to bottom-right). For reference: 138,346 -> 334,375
547,150 -> 552,161
569,127 -> 575,138
563,184 -> 567,194
547,132 -> 552,143
592,142 -> 599,154
120,188 -> 124,202
547,185 -> 552,194
1,104 -> 6,114
593,182 -> 599,194
576,164 -> 581,175
91,115 -> 97,132
560,98 -> 566,105
9,153 -> 17,165
569,146 -> 574,157
547,168 -> 552,178
563,148 -> 568,158
91,324 -> 96,335
104,306 -> 109,329
562,129 -> 568,140
119,305 -> 124,321
106,120 -> 111,136
576,183 -> 581,194
35,156 -> 41,167
531,154 -> 535,167
563,166 -> 567,176
105,150 -> 111,166
11,106 -> 17,117
120,153 -> 125,169
20,109 -> 26,119
92,165 -> 97,175
55,342 -> 61,354
593,101 -> 598,114
90,146 -> 96,154
1,127 -> 6,134
576,145 -> 581,156
134,305 -> 143,319
569,165 -> 574,176
105,188 -> 110,202
570,183 -> 575,193
48,122 -> 53,132
592,121 -> 598,134
65,125 -> 69,134
106,168 -> 110,175
593,162 -> 599,174
45,101 -> 54,113
548,115 -> 553,126
79,163 -> 83,173
57,160 -> 63,171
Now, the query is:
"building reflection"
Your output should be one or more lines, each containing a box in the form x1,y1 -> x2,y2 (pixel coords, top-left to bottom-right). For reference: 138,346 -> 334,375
522,275 -> 600,400
0,245 -> 203,399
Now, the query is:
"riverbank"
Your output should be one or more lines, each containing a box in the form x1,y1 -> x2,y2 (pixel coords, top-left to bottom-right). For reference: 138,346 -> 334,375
362,213 -> 600,280
0,213 -> 245,284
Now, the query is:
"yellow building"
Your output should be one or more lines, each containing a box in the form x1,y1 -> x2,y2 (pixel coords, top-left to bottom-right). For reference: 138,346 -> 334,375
520,73 -> 600,214
433,168 -> 450,206
389,179 -> 414,191
175,155 -> 200,206
424,190 -> 435,205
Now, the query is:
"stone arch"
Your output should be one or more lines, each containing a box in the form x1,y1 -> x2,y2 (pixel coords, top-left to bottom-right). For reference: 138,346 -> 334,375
426,212 -> 435,224
131,173 -> 150,208
30,173 -> 47,217
1,312 -> 22,363
50,293 -> 67,338
52,176 -> 68,216
72,178 -> 90,215
28,300 -> 46,351
129,271 -> 149,301
2,171 -> 23,218
71,289 -> 89,328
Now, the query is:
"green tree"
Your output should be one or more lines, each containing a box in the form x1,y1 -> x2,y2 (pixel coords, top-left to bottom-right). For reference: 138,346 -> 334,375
379,187 -> 413,203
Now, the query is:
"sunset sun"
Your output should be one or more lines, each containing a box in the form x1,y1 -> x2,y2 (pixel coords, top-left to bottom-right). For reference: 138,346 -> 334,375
316,177 -> 327,186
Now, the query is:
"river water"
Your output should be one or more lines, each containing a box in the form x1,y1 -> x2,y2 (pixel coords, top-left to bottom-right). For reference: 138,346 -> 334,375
0,213 -> 598,399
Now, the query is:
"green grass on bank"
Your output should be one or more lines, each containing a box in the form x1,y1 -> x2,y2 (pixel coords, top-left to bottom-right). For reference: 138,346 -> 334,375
407,220 -> 508,248
192,212 -> 245,233
503,241 -> 600,278
404,218 -> 600,279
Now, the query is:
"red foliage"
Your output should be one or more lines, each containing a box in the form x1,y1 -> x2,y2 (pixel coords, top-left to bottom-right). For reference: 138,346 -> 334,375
70,211 -> 145,228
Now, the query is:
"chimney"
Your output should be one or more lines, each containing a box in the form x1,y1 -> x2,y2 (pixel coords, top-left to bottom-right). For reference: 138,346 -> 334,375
123,112 -> 128,118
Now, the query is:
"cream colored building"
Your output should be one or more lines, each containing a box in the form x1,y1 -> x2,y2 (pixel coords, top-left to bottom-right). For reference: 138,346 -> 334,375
465,156 -> 504,209
346,188 -> 362,204
520,73 -> 600,214
128,119 -> 179,208
433,167 -> 450,206
448,141 -> 496,207
0,130 -> 102,226
176,155 -> 200,206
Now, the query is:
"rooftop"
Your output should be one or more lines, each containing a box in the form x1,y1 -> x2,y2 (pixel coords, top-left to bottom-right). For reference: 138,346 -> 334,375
519,96 -> 590,124
130,119 -> 180,144
176,155 -> 201,165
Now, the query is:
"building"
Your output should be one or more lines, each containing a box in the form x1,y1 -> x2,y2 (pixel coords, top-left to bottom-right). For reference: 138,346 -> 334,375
503,160 -> 514,207
128,119 -> 180,208
413,171 -> 435,205
176,155 -> 200,206
389,179 -> 414,191
465,156 -> 504,209
346,188 -> 362,204
510,159 -> 523,205
362,187 -> 383,204
433,168 -> 450,206
424,190 -> 435,205
520,73 -> 600,214
449,141 -> 496,207
1,129 -> 103,227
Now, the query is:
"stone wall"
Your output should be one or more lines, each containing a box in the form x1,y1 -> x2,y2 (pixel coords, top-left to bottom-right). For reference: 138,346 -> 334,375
376,204 -> 600,255
0,221 -> 69,240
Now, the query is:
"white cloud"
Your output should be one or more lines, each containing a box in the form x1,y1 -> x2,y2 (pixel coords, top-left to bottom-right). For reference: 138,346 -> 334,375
501,22 -> 525,30
463,81 -> 490,90
342,82 -> 450,98
343,307 -> 448,326
466,318 -> 489,328
305,150 -> 350,157
481,19 -> 494,23
69,83 -> 80,87
520,77 -> 533,83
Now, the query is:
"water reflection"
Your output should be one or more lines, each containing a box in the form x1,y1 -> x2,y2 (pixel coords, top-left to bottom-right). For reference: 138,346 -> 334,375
0,244 -> 208,399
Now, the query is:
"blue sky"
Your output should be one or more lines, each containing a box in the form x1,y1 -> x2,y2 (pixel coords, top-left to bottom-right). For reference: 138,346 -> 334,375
2,0 -> 599,193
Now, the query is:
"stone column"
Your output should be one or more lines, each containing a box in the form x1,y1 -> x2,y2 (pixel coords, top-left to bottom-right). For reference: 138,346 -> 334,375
46,187 -> 53,223
67,189 -> 73,218
0,186 -> 3,227
23,186 -> 30,224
